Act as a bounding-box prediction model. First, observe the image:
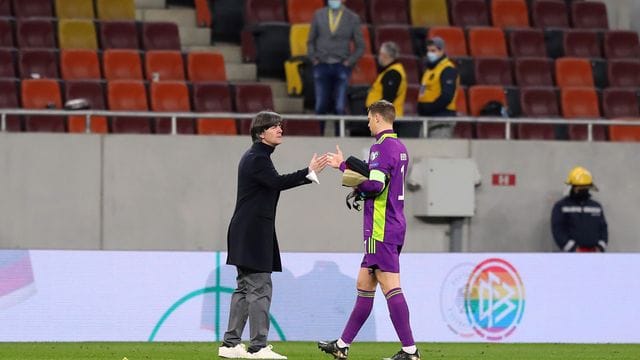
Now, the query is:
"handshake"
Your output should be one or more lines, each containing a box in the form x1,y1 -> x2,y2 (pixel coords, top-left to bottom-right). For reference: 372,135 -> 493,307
308,145 -> 370,189
307,145 -> 346,174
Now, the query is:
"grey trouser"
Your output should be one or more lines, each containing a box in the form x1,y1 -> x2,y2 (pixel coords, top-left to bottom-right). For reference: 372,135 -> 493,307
223,267 -> 272,353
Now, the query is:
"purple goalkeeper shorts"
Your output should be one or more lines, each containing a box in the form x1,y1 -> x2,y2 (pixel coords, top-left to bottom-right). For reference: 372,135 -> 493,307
361,238 -> 402,273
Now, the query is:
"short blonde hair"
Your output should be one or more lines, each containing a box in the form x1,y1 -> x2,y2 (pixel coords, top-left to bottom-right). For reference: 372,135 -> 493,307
367,100 -> 396,123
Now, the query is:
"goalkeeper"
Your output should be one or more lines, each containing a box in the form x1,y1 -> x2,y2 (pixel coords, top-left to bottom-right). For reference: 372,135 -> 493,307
318,100 -> 420,360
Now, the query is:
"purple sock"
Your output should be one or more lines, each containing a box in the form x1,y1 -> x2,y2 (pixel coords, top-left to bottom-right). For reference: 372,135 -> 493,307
340,289 -> 375,344
385,288 -> 415,347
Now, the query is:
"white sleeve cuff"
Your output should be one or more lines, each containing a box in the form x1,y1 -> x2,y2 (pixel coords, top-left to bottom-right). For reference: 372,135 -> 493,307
306,170 -> 320,184
598,240 -> 607,250
563,239 -> 576,252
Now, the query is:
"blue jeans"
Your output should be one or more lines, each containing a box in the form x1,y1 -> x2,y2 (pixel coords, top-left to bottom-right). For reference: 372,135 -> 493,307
313,63 -> 351,115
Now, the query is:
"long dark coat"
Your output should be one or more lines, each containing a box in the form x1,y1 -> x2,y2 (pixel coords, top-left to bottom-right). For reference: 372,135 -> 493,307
226,142 -> 311,272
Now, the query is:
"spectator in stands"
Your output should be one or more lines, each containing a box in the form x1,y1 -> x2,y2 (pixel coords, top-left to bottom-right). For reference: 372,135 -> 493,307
417,37 -> 460,138
551,166 -> 608,252
307,0 -> 365,118
219,111 -> 328,360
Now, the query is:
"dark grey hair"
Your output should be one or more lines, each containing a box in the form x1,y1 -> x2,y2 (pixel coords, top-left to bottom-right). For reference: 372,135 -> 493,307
250,111 -> 282,143
380,41 -> 400,59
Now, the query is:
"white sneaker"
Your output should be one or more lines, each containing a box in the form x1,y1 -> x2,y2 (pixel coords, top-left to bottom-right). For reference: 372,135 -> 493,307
218,343 -> 250,359
248,344 -> 288,359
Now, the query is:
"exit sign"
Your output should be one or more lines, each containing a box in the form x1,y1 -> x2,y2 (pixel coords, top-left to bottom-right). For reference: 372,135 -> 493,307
492,173 -> 516,186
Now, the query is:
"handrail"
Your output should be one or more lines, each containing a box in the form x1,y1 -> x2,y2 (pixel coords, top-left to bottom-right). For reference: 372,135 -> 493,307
1,108 -> 638,140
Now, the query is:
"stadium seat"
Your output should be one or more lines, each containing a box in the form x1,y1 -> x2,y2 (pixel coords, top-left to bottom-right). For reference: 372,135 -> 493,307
410,0 -> 449,27
456,86 -> 468,115
12,0 -> 53,17
563,29 -> 601,58
453,87 -> 473,138
0,0 -> 10,16
102,49 -> 143,80
359,25 -> 373,55
369,0 -> 409,25
491,0 -> 529,28
396,55 -> 421,85
428,27 -> 467,56
150,81 -> 194,134
450,0 -> 490,27
374,25 -> 414,57
21,79 -> 65,132
0,49 -> 16,78
468,27 -> 508,57
187,52 -> 226,82
349,54 -> 377,85
451,56 -> 474,86
603,31 -> 640,59
253,23 -> 290,78
65,80 -> 108,133
99,21 -> 140,49
55,0 -> 94,19
107,80 -> 151,133
16,19 -> 56,48
555,57 -> 594,88
210,0 -> 244,42
571,1 -> 608,29
531,0 -> 569,28
474,57 -> 513,86
607,60 -> 640,88
60,49 -> 101,80
518,87 -> 558,140
609,118 -> 640,142
345,0 -> 368,24
142,22 -> 181,50
282,118 -> 322,136
144,50 -> 186,81
514,57 -> 553,87
0,79 -> 22,131
287,0 -> 323,23
58,19 -> 98,50
19,49 -> 59,79
95,0 -> 135,20
192,82 -> 237,135
560,87 -> 606,141
403,84 -> 419,115
602,88 -> 639,119
468,85 -> 507,139
290,23 -> 311,58
0,18 -> 14,48
509,29 -> 547,57
241,30 -> 257,62
244,0 -> 286,25
233,83 -> 275,134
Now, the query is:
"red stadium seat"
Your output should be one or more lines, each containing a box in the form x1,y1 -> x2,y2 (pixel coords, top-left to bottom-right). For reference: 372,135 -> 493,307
282,118 -> 322,136
287,0 -> 323,24
346,0 -> 368,24
144,50 -> 186,81
514,57 -> 553,87
607,60 -> 640,88
21,79 -> 65,132
99,21 -> 140,49
509,29 -> 547,57
60,49 -> 101,80
491,0 -> 529,28
450,0 -> 490,27
453,87 -> 473,138
563,29 -> 601,58
531,0 -> 569,28
349,54 -> 377,85
560,87 -> 606,141
518,87 -> 558,140
0,0 -> 10,16
428,27 -> 467,57
107,80 -> 151,133
187,52 -> 226,82
192,82 -> 237,135
396,55 -> 421,85
19,49 -> 59,79
102,49 -> 143,80
142,22 -> 181,50
0,17 -> 14,48
12,0 -> 53,17
0,79 -> 23,131
150,81 -> 194,134
468,85 -> 507,139
65,80 -> 108,133
603,31 -> 640,59
468,27 -> 508,57
374,25 -> 414,57
474,57 -> 513,86
233,83 -> 274,134
602,88 -> 639,119
571,1 -> 608,29
16,19 -> 56,49
369,0 -> 409,25
403,84 -> 419,115
244,0 -> 286,25
0,48 -> 16,78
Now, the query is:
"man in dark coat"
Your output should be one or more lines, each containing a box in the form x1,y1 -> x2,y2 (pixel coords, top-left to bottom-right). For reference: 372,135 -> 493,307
219,111 -> 328,359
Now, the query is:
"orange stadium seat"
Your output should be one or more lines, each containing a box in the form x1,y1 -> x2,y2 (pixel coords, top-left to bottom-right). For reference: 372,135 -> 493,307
468,85 -> 507,139
0,48 -> 15,78
468,27 -> 507,57
142,22 -> 181,50
55,0 -> 94,19
571,1 -> 608,29
0,18 -> 12,47
509,29 -> 547,57
192,82 -> 237,135
563,29 -> 601,58
369,0 -> 409,25
349,54 -> 377,85
602,88 -> 639,119
561,87 -> 606,141
0,79 -> 22,131
374,25 -> 414,57
16,19 -> 56,48
555,57 -> 594,88
290,23 -> 311,57
107,80 -> 151,133
95,0 -> 135,20
518,87 -> 558,140
187,52 -> 226,82
607,60 -> 640,88
514,57 -> 553,87
450,0 -> 490,27
103,49 -> 143,80
233,83 -> 274,134
58,19 -> 98,50
145,50 -> 186,81
19,49 -> 59,79
12,0 -> 53,17
345,0 -> 368,23
531,0 -> 569,28
60,49 -> 101,80
287,0 -> 323,24
244,0 -> 286,25
474,57 -> 513,86
609,118 -> 640,142
65,80 -> 108,133
150,81 -> 194,134
100,21 -> 140,49
21,79 -> 65,132
604,31 -> 640,59
491,0 -> 529,28
428,27 -> 467,56
410,0 -> 449,27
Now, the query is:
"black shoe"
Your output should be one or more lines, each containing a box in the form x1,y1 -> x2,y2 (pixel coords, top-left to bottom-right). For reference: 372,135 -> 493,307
385,349 -> 421,360
317,339 -> 349,359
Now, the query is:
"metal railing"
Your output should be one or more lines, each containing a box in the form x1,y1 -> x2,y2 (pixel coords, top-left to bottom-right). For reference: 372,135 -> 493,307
1,108 -> 638,141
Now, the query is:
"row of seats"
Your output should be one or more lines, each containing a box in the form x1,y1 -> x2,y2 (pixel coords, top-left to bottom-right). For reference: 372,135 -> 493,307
0,18 -> 181,50
0,0 -> 135,20
0,48 -> 227,82
0,78 -> 322,136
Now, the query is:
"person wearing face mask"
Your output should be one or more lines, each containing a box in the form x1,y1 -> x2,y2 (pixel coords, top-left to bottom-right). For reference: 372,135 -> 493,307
307,0 -> 365,118
551,166 -> 608,253
417,37 -> 459,138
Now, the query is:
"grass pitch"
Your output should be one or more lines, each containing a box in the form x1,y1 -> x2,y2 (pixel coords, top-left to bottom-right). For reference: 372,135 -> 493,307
0,342 -> 639,359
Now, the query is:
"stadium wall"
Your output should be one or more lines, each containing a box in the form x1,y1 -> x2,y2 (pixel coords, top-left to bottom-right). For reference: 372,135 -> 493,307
0,133 -> 638,252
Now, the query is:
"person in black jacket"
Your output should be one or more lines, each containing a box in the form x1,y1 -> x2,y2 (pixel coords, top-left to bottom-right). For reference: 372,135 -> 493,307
551,166 -> 608,253
219,111 -> 328,359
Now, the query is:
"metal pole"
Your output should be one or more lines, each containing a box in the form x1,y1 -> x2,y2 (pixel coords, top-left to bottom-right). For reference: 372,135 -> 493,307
506,119 -> 511,140
85,114 -> 91,134
1,113 -> 5,132
339,118 -> 345,138
422,119 -> 429,138
171,116 -> 177,135
587,122 -> 593,142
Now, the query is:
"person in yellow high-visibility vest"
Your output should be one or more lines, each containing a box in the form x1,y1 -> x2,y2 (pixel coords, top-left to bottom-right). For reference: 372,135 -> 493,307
418,37 -> 460,138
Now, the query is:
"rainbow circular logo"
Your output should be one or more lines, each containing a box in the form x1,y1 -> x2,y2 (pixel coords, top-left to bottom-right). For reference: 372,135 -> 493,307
464,258 -> 525,341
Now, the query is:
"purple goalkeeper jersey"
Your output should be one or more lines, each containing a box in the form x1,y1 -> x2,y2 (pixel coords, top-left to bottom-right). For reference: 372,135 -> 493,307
360,130 -> 408,246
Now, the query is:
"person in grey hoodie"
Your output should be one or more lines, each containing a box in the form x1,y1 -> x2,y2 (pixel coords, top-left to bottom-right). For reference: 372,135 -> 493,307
307,0 -> 365,116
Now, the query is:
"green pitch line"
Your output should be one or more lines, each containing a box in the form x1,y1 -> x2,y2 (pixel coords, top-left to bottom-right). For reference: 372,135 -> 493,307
0,342 -> 639,360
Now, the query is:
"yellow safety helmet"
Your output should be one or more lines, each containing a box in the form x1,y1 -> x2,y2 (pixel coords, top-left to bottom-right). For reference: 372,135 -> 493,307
565,166 -> 597,190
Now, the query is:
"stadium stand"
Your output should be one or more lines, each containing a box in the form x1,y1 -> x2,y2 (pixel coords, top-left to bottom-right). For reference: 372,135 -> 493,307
142,22 -> 181,50
514,57 -> 554,87
144,50 -> 186,81
287,0 -> 323,23
450,0 -> 490,27
55,0 -> 95,19
474,57 -> 513,86
21,79 -> 65,132
518,86 -> 558,140
19,49 -> 59,79
16,19 -> 56,49
95,0 -> 136,21
428,27 -> 467,56
396,55 -> 422,85
65,80 -> 108,133
604,31 -> 640,59
468,27 -> 508,57
555,57 -> 595,88
107,80 -> 151,133
102,50 -> 144,80
346,0 -> 369,24
0,79 -> 22,131
560,87 -> 606,141
607,60 -> 640,88
60,49 -> 102,80
58,19 -> 98,50
509,29 -> 547,57
531,0 -> 570,28
563,29 -> 601,58
602,88 -> 640,119
374,25 -> 414,57
570,1 -> 608,29
150,81 -> 194,134
403,84 -> 420,115
233,83 -> 275,135
410,0 -> 449,27
490,0 -> 530,28
369,0 -> 409,25
192,82 -> 237,135
0,48 -> 16,78
0,18 -> 12,47
244,0 -> 286,25
468,85 -> 508,139
187,52 -> 226,82
12,0 -> 53,17
99,21 -> 140,49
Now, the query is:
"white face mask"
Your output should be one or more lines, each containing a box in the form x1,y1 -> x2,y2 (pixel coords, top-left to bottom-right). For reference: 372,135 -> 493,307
427,51 -> 440,63
328,0 -> 342,10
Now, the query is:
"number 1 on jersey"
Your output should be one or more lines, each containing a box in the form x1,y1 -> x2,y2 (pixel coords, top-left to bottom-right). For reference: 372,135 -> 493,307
399,164 -> 405,201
